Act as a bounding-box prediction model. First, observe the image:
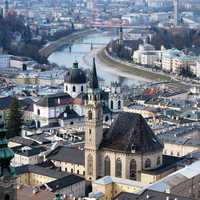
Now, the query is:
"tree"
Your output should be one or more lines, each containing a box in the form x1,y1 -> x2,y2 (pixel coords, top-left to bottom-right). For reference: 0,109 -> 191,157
23,24 -> 32,43
6,97 -> 22,138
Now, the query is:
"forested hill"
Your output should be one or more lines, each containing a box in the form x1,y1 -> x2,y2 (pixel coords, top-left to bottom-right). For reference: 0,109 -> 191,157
0,15 -> 46,63
150,27 -> 200,53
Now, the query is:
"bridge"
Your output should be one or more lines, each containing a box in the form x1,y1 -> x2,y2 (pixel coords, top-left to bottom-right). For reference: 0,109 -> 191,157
87,23 -> 150,29
39,29 -> 97,58
71,42 -> 107,45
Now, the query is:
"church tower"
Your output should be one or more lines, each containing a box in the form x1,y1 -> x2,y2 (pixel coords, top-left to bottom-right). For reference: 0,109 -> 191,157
173,0 -> 179,26
85,58 -> 103,181
0,128 -> 17,200
109,82 -> 123,113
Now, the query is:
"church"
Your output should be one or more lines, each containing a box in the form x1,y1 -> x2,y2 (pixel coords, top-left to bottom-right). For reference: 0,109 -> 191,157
84,58 -> 164,181
33,60 -> 123,128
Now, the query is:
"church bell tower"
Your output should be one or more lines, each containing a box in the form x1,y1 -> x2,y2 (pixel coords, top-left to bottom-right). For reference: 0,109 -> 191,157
85,58 -> 103,181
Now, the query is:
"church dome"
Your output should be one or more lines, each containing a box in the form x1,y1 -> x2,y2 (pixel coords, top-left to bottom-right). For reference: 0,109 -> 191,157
64,62 -> 87,84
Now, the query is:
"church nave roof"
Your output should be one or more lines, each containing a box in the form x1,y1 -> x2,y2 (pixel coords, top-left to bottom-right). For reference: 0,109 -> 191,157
100,112 -> 163,153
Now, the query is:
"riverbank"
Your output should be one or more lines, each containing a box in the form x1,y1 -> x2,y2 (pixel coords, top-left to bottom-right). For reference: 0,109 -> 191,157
39,29 -> 97,58
97,48 -> 172,82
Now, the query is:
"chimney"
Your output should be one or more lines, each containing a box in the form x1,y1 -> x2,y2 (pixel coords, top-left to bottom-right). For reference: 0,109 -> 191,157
64,113 -> 67,118
32,187 -> 39,194
22,63 -> 27,71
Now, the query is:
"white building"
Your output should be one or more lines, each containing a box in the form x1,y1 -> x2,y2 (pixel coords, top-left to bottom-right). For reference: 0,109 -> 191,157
12,146 -> 46,166
147,0 -> 173,9
122,13 -> 150,25
150,12 -> 172,22
133,44 -> 162,67
141,52 -> 159,66
162,49 -> 197,73
190,60 -> 200,78
33,93 -> 73,127
0,54 -> 11,68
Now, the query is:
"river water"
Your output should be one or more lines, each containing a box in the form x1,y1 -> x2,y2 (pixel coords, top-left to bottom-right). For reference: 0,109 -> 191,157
48,31 -> 145,86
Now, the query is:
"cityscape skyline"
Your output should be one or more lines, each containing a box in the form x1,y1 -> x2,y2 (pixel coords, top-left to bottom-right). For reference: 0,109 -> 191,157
0,0 -> 200,200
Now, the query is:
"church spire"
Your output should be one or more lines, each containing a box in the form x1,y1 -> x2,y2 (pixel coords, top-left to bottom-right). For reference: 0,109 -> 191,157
89,57 -> 99,90
0,128 -> 15,177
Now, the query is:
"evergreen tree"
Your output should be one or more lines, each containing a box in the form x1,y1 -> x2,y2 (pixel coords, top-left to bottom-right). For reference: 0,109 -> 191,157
6,97 -> 22,138
23,24 -> 32,43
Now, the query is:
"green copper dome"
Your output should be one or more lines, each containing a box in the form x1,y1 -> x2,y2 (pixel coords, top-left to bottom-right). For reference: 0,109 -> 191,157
0,128 -> 16,177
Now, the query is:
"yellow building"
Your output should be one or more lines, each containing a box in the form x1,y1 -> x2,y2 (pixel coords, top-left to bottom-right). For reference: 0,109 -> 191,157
163,141 -> 200,157
16,165 -> 85,198
123,104 -> 158,119
15,73 -> 38,85
90,176 -> 148,200
141,166 -> 177,184
47,146 -> 85,176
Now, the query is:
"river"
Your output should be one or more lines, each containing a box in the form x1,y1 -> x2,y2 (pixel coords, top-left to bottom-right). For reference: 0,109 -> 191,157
48,31 -> 146,86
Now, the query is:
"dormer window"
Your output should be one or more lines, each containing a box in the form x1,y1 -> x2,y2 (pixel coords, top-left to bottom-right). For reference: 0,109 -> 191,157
118,100 -> 121,109
110,100 -> 113,109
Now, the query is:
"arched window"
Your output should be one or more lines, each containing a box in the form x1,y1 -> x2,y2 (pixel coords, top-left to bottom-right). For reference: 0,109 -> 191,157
5,194 -> 10,200
110,100 -> 113,109
145,159 -> 151,168
73,86 -> 76,92
130,159 -> 137,180
88,110 -> 92,120
87,154 -> 93,176
115,158 -> 122,178
157,157 -> 161,166
81,85 -> 84,92
104,156 -> 111,176
118,100 -> 121,109
105,115 -> 109,122
37,121 -> 40,128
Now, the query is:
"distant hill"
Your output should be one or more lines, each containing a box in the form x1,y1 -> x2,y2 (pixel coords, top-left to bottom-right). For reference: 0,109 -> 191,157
0,15 -> 47,63
150,27 -> 200,53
